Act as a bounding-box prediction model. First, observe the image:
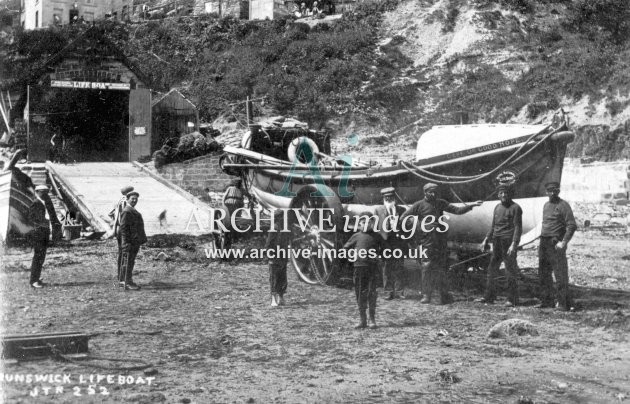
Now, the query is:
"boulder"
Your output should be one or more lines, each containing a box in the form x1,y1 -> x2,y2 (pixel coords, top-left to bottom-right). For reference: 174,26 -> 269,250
487,318 -> 538,339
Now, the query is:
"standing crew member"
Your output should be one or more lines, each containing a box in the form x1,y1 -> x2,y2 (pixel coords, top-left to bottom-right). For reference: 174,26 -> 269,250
478,184 -> 523,306
401,183 -> 482,304
538,182 -> 577,311
222,179 -> 245,218
375,187 -> 408,300
265,210 -> 293,307
109,186 -> 134,286
29,185 -> 51,288
344,215 -> 383,329
119,191 -> 147,290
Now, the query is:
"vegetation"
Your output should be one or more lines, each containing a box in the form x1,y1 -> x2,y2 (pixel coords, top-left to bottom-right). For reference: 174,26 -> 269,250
2,0 -> 629,160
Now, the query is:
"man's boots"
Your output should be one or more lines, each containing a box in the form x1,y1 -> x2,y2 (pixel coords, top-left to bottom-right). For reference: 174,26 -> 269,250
355,310 -> 367,329
368,309 -> 377,329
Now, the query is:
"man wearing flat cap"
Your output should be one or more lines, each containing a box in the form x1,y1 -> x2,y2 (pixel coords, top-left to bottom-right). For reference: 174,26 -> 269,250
538,181 -> 577,311
375,187 -> 408,300
119,190 -> 147,290
478,184 -> 523,306
109,185 -> 134,285
28,185 -> 51,288
401,183 -> 482,304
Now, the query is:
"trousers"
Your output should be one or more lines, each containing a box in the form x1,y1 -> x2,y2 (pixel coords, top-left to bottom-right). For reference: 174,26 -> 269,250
121,244 -> 140,283
354,262 -> 378,315
30,228 -> 50,284
269,259 -> 288,296
420,243 -> 449,299
538,237 -> 572,308
116,234 -> 124,281
485,237 -> 519,303
382,239 -> 407,296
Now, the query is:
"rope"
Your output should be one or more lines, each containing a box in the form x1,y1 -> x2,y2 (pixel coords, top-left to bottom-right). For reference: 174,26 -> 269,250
47,344 -> 154,372
401,125 -> 560,185
448,235 -> 541,270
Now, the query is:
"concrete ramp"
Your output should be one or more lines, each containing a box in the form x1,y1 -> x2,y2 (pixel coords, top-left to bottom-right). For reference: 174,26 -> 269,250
47,163 -> 213,236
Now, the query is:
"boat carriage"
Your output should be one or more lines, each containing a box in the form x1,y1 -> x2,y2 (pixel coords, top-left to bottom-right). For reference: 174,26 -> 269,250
219,111 -> 575,285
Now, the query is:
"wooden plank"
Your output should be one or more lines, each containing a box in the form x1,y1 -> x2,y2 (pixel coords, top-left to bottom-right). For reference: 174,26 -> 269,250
2,332 -> 90,360
45,163 -> 109,232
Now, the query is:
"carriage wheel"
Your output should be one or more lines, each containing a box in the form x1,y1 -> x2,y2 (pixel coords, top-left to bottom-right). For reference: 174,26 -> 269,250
289,186 -> 343,285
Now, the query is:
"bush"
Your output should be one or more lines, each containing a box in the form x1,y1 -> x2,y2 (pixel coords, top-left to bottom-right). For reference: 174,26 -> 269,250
442,1 -> 461,33
566,0 -> 630,44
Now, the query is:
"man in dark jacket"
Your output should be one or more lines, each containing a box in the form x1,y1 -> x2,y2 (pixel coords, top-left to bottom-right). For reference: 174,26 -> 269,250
538,182 -> 577,311
120,191 -> 147,290
375,187 -> 408,300
29,185 -> 51,288
478,184 -> 523,306
401,183 -> 482,304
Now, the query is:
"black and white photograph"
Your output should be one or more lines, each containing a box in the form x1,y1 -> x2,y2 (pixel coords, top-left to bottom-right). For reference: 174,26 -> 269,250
0,0 -> 629,402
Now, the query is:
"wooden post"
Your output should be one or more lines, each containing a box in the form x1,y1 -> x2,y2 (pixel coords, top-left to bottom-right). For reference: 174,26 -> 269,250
246,96 -> 253,126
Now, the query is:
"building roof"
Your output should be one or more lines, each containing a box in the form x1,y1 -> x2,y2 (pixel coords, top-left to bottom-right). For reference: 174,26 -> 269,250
151,88 -> 197,109
33,26 -> 152,89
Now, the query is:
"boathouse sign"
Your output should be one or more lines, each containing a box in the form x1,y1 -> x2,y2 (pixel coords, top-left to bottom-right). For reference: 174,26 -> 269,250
50,80 -> 131,91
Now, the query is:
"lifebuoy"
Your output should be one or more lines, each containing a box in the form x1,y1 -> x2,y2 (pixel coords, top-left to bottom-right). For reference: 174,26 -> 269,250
287,137 -> 319,165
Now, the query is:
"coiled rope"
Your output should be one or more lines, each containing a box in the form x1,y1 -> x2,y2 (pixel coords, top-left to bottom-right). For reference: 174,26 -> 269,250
400,124 -> 561,185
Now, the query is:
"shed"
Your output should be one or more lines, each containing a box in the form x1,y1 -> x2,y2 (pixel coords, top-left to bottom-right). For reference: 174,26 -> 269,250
151,89 -> 199,153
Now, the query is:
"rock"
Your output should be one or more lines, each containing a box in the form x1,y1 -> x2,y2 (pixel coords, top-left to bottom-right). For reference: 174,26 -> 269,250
143,367 -> 158,376
125,392 -> 166,403
246,399 -> 255,404
156,252 -> 169,261
335,376 -> 344,383
180,399 -> 191,404
557,382 -> 568,389
487,319 -> 539,339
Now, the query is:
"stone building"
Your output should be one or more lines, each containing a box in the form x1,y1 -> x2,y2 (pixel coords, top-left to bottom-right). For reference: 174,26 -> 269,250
20,0 -> 133,29
192,0 -> 248,19
25,28 -> 152,162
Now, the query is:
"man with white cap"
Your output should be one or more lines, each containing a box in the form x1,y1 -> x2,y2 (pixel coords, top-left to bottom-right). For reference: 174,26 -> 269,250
538,181 -> 577,311
109,185 -> 134,285
375,187 -> 408,300
401,183 -> 482,304
119,190 -> 147,290
29,185 -> 51,288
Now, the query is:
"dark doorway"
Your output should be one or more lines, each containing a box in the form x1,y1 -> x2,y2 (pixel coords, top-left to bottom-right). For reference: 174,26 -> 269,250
69,8 -> 79,23
31,87 -> 129,162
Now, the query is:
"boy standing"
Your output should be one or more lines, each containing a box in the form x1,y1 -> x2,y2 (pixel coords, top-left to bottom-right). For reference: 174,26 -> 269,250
343,215 -> 383,329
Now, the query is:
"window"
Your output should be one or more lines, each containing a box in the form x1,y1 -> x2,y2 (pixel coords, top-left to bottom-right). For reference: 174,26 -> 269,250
35,10 -> 38,27
83,11 -> 94,21
53,8 -> 63,24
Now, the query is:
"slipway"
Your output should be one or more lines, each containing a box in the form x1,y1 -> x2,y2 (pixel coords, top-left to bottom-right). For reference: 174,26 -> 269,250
46,162 -> 213,236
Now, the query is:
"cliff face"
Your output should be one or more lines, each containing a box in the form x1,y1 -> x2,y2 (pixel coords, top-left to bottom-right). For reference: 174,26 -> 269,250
348,0 -> 630,161
3,0 -> 629,161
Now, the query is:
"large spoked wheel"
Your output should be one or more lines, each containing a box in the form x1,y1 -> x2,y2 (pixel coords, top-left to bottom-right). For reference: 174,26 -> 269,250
289,185 -> 343,285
